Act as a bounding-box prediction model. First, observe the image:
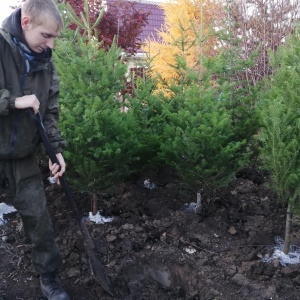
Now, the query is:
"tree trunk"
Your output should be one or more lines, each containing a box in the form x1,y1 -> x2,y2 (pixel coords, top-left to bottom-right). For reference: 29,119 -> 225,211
91,193 -> 98,216
195,192 -> 202,214
283,202 -> 292,254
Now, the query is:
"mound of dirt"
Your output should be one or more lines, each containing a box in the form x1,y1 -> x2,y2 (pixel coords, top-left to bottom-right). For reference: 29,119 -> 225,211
1,167 -> 300,300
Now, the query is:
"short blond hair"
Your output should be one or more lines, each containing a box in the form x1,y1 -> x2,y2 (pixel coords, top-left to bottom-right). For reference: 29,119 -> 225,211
21,0 -> 63,32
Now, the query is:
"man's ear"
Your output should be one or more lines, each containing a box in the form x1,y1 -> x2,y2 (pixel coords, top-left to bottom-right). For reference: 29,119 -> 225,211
21,16 -> 31,30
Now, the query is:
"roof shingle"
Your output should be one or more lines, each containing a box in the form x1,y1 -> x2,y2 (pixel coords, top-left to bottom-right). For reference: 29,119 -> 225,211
134,1 -> 165,43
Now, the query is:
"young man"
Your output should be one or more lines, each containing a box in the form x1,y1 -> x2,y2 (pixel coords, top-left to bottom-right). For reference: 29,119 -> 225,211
0,0 -> 69,299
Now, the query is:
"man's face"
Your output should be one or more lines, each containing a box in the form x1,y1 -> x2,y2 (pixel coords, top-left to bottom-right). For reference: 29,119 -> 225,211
21,16 -> 59,53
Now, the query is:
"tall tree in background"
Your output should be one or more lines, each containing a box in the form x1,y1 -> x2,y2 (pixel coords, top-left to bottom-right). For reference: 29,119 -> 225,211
223,0 -> 300,86
143,0 -> 224,89
61,0 -> 149,54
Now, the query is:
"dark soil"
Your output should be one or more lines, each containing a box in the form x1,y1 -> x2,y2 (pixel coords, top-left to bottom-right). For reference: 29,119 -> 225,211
1,166 -> 300,300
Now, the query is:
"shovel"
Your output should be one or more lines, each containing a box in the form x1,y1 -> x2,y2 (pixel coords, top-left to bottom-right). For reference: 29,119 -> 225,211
30,110 -> 114,297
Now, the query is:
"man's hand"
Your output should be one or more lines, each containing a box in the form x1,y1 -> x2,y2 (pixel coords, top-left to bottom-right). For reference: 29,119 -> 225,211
15,94 -> 40,114
49,153 -> 66,185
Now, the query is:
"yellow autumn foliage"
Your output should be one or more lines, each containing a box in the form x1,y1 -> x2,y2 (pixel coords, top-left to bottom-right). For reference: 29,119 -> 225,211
143,0 -> 224,90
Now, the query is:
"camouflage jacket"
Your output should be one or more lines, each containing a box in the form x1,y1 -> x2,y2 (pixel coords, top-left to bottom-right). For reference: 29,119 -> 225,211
0,12 -> 66,159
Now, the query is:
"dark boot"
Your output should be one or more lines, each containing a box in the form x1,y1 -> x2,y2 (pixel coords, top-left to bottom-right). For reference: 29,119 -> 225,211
40,272 -> 70,300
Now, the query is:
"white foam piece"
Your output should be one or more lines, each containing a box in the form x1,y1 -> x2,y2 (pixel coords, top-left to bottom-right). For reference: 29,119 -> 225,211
262,236 -> 300,265
88,211 -> 114,224
0,203 -> 17,226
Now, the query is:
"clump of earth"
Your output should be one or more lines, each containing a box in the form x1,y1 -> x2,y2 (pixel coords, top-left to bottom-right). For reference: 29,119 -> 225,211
1,165 -> 300,300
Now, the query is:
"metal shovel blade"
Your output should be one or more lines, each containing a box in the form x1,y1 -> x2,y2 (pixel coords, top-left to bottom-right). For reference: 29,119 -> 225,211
80,220 -> 114,297
87,249 -> 114,296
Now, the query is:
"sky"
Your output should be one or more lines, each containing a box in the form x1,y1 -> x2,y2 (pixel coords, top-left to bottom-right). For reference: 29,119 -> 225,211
0,0 -> 20,24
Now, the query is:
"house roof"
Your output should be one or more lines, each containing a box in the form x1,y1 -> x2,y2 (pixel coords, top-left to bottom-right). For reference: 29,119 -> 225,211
105,0 -> 165,43
134,1 -> 165,44
105,0 -> 165,55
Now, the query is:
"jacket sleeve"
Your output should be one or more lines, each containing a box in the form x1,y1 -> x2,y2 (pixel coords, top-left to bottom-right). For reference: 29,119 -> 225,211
43,60 -> 67,154
0,47 -> 17,115
0,89 -> 16,115
0,39 -> 15,115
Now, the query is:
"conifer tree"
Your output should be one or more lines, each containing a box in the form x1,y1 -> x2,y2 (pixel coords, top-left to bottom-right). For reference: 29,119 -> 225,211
258,29 -> 300,253
53,31 -> 144,188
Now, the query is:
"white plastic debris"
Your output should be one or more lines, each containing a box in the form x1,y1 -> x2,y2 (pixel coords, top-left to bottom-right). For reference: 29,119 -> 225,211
88,211 -> 114,224
2,236 -> 8,242
0,203 -> 17,226
262,236 -> 300,266
144,179 -> 156,190
182,192 -> 202,214
183,202 -> 197,212
184,246 -> 196,254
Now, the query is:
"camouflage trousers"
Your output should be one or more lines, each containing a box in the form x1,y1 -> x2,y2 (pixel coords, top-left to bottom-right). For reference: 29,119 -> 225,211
0,153 -> 62,274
